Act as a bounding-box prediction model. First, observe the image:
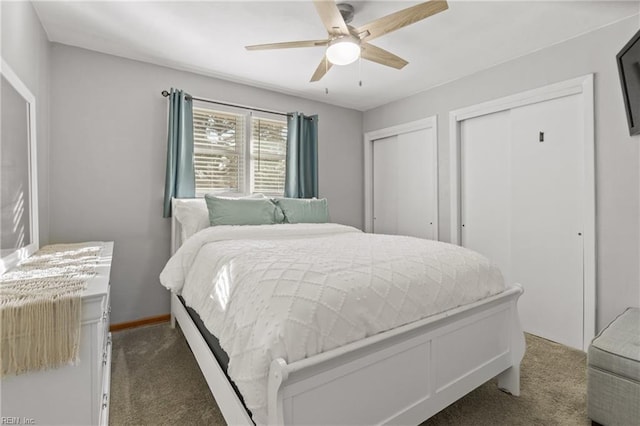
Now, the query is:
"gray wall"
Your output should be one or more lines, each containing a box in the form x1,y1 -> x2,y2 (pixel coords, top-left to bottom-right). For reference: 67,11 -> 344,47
49,44 -> 363,324
1,1 -> 51,245
364,16 -> 640,331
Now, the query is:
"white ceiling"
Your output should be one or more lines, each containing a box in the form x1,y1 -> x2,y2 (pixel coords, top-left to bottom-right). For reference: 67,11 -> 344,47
33,1 -> 639,111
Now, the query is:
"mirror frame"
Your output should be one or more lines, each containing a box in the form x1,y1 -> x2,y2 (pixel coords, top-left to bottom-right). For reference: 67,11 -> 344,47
0,58 -> 39,274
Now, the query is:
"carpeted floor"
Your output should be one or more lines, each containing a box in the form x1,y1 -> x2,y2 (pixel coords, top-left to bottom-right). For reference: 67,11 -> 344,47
109,323 -> 588,425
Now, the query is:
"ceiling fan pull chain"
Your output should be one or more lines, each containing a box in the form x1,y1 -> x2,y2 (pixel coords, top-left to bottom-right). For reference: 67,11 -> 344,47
359,56 -> 363,87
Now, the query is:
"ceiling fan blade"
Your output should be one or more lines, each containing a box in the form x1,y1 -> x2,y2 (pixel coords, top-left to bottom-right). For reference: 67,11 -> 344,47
310,56 -> 333,82
361,43 -> 408,69
357,0 -> 448,42
246,40 -> 329,51
313,0 -> 349,36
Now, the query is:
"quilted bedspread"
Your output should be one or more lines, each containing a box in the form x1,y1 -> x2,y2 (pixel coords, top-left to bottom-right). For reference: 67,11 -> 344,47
159,223 -> 505,424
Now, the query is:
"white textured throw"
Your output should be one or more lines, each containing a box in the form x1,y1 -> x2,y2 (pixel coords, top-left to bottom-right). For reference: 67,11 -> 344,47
0,243 -> 103,377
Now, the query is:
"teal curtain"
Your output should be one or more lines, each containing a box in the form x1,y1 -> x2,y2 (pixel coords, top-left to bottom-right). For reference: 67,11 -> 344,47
285,113 -> 318,198
163,88 -> 195,217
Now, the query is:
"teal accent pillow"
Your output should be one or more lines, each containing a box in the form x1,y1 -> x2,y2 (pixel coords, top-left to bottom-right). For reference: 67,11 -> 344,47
274,198 -> 329,224
205,195 -> 285,226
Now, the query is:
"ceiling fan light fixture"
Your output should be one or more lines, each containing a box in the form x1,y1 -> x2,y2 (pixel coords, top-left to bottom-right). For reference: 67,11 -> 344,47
246,1 -> 449,82
326,36 -> 360,66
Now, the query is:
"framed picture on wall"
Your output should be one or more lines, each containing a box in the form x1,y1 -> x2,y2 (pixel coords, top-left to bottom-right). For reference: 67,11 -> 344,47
617,28 -> 640,136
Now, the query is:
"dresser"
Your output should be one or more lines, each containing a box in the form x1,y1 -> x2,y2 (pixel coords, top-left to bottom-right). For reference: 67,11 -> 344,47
0,242 -> 113,426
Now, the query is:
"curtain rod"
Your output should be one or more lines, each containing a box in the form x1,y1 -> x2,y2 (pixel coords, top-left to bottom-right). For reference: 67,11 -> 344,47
161,90 -> 297,118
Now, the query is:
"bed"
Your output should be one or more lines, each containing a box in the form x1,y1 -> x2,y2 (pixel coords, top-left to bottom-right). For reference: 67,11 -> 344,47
162,198 -> 525,425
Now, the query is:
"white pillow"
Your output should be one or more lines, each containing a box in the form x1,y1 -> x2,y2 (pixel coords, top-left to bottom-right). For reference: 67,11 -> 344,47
174,194 -> 266,242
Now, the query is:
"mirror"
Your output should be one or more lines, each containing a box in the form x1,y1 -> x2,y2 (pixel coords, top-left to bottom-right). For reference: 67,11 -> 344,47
1,59 -> 38,274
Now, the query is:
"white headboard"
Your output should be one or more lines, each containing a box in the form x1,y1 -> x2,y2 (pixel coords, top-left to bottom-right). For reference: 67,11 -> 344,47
170,198 -> 184,255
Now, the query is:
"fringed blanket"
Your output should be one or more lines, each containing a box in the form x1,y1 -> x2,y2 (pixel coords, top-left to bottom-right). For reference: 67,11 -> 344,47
0,243 -> 104,377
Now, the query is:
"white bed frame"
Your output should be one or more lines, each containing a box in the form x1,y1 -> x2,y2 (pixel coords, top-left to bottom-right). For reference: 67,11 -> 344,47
169,203 -> 526,425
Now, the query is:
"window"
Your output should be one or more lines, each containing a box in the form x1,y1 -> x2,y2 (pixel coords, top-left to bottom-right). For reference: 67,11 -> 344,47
251,117 -> 287,195
193,107 -> 245,194
193,105 -> 287,196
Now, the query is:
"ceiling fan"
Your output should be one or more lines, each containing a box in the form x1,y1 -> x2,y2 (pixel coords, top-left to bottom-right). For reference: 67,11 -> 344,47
245,0 -> 449,82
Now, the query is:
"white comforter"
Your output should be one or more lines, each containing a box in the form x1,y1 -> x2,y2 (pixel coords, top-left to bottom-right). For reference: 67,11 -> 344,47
160,223 -> 505,423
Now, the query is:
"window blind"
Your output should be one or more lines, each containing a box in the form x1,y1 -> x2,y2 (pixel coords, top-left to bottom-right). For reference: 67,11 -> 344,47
193,107 -> 245,195
251,117 -> 287,195
192,106 -> 288,196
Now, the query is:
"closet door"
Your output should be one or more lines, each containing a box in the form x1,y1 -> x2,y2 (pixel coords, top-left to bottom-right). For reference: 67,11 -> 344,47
397,129 -> 435,239
510,94 -> 584,350
373,136 -> 398,235
373,129 -> 435,239
460,110 -> 512,284
459,93 -> 585,350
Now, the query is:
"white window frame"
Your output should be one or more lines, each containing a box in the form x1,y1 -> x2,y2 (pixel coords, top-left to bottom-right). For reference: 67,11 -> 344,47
192,102 -> 287,197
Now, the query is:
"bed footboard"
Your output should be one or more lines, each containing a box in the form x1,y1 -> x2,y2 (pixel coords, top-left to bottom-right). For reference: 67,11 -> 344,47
268,286 -> 525,425
173,287 -> 524,425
